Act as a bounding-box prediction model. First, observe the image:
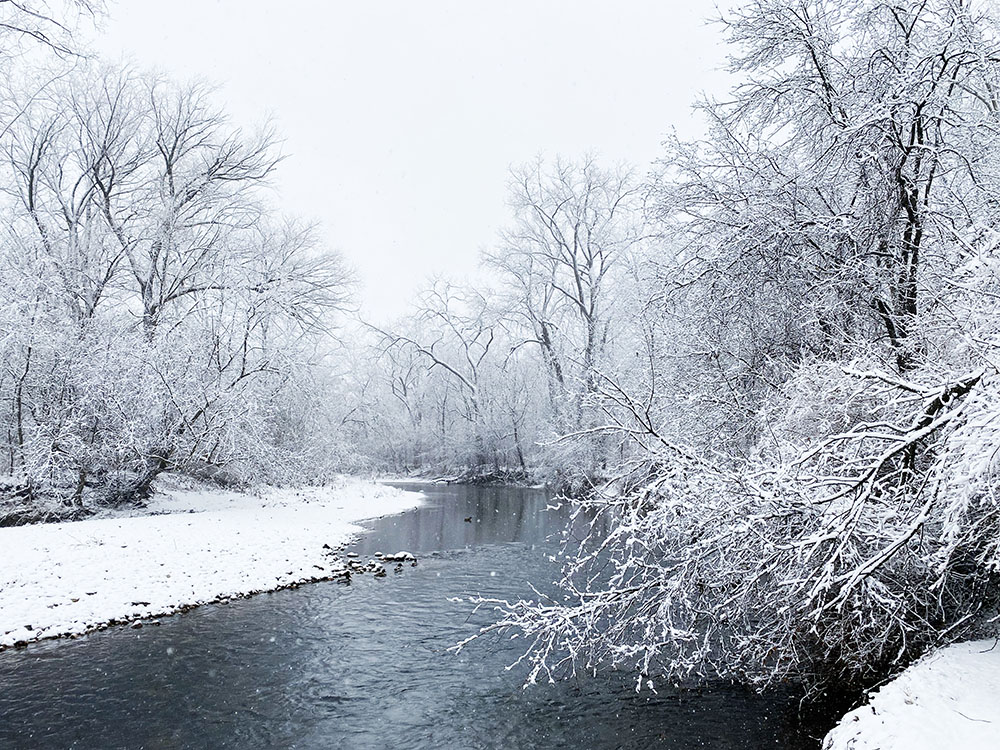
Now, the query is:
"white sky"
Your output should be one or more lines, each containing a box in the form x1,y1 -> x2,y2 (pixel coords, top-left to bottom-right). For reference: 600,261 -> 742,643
90,1 -> 732,321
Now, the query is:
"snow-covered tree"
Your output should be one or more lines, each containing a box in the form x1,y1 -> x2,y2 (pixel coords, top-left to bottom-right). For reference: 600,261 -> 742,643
0,62 -> 353,511
462,0 -> 1000,694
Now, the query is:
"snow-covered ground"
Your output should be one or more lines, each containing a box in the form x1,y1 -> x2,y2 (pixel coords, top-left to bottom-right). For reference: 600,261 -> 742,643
0,476 -> 421,649
824,639 -> 1000,749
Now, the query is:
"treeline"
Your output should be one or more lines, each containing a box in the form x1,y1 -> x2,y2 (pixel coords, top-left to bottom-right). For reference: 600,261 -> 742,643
0,26 -> 352,517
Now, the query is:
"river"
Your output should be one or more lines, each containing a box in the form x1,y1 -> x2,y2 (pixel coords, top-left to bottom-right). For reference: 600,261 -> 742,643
0,482 -> 831,748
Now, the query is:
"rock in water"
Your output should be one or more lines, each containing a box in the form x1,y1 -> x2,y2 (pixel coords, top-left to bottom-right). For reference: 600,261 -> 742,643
382,551 -> 416,562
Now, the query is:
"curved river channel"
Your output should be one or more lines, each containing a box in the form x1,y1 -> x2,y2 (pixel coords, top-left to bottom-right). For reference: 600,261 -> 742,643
0,483 -> 833,748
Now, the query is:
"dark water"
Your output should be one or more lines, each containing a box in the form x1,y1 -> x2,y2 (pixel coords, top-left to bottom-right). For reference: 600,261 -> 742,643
0,483 -> 828,749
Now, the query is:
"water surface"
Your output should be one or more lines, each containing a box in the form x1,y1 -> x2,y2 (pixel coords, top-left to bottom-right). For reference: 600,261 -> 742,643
0,482 -> 826,748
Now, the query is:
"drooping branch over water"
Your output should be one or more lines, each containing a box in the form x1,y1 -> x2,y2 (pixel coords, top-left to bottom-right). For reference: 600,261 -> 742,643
443,0 -> 1000,693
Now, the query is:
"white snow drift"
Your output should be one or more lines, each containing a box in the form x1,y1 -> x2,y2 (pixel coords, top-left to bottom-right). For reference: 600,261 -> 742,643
0,477 -> 421,649
824,639 -> 1000,750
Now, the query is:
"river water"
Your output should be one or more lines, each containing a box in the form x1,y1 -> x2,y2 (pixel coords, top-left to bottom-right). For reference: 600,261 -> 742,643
0,482 -> 830,748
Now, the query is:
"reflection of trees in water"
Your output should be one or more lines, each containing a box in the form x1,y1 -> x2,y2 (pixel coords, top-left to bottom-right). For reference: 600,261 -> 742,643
358,484 -> 564,554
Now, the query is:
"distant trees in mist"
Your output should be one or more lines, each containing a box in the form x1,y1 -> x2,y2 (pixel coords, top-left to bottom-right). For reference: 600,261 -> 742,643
354,158 -> 649,485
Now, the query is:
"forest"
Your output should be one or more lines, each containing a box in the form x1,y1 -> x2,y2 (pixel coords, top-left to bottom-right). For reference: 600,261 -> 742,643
2,0 -> 1000,708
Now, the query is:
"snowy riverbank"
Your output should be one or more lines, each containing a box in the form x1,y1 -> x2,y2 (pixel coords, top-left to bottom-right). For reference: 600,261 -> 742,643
0,477 -> 422,650
824,639 -> 1000,749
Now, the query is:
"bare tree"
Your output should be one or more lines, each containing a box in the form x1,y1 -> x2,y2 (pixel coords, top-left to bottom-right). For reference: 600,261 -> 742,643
485,157 -> 644,480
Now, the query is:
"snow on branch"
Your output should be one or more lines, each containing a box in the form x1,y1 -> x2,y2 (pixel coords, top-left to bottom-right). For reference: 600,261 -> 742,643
459,363 -> 1000,692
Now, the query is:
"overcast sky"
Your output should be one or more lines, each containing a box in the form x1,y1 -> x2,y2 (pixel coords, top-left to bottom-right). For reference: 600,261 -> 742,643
91,2 -> 732,320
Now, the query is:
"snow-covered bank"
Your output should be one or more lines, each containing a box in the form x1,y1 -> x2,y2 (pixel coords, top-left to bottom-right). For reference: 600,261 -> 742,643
0,477 -> 422,650
823,639 -> 1000,749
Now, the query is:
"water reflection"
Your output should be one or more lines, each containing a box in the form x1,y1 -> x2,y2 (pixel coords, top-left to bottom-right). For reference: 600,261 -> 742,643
0,482 -> 824,749
353,482 -> 572,554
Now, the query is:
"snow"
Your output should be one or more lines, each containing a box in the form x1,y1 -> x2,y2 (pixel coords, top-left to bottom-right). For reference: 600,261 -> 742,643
0,476 -> 422,649
824,639 -> 1000,749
